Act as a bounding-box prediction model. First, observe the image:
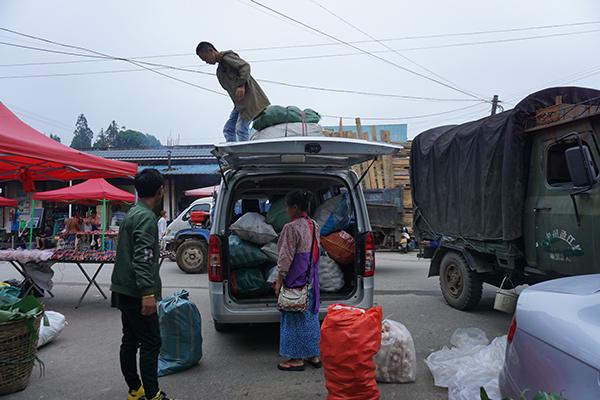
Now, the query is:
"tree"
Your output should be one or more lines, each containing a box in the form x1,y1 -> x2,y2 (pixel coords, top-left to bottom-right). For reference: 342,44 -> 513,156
105,120 -> 119,147
93,128 -> 110,148
70,114 -> 94,149
49,134 -> 61,143
114,129 -> 162,148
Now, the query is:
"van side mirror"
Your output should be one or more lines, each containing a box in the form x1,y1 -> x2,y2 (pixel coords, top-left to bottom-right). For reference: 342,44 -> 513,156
565,146 -> 597,188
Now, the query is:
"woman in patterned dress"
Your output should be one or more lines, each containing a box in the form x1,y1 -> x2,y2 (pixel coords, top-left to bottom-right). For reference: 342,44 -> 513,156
274,190 -> 322,371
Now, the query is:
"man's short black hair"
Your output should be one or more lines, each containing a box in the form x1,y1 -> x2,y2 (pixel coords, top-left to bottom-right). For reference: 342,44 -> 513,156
135,169 -> 164,198
196,41 -> 216,55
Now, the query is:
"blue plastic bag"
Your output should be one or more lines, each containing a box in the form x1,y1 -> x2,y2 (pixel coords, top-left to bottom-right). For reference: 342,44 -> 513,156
321,193 -> 351,236
157,289 -> 203,376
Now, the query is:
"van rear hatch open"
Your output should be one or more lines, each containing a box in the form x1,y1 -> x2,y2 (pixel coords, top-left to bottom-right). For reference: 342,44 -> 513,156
212,136 -> 401,169
209,137 -> 401,308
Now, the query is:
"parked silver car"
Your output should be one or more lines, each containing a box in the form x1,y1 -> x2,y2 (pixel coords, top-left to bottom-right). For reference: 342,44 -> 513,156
500,274 -> 600,399
208,137 -> 400,331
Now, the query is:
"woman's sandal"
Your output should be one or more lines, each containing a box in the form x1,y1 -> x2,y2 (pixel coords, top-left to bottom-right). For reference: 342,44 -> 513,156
304,358 -> 322,369
277,360 -> 305,372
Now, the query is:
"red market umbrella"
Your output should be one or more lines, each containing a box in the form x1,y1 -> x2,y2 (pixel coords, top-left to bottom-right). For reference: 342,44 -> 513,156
34,178 -> 135,250
33,178 -> 135,204
0,195 -> 17,207
0,102 -> 138,186
0,102 -> 138,248
184,185 -> 219,198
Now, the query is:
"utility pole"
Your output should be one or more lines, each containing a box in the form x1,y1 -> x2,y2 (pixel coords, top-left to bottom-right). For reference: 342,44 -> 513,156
491,95 -> 499,115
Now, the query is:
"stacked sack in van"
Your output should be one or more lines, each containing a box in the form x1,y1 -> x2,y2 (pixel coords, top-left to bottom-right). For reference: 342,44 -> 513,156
260,197 -> 291,286
251,105 -> 324,140
314,193 -> 355,292
229,212 -> 278,298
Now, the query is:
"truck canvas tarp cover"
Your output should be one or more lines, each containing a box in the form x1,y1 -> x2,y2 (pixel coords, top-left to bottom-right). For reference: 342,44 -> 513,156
411,86 -> 600,242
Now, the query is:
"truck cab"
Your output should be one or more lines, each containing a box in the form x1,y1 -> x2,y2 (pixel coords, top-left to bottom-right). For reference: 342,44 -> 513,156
523,116 -> 600,276
412,87 -> 600,311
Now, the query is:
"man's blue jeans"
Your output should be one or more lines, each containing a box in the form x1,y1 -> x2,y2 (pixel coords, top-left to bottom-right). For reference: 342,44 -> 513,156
223,108 -> 250,142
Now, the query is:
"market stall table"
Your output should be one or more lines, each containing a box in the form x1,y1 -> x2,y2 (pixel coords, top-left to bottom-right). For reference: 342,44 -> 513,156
6,259 -> 55,298
1,249 -> 115,308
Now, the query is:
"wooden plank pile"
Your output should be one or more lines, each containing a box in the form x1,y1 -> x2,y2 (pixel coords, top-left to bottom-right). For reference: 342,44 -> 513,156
324,117 -> 413,228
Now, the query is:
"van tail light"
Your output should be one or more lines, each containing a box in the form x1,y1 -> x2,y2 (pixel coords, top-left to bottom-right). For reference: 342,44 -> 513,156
364,231 -> 376,277
208,235 -> 223,282
507,316 -> 517,344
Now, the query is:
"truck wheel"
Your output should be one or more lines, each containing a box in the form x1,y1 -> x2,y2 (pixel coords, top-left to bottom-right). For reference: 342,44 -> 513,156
439,252 -> 483,311
214,320 -> 230,332
176,239 -> 208,274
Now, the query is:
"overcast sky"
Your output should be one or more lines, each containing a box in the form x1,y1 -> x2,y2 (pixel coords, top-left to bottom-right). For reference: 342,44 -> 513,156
1,0 -> 599,145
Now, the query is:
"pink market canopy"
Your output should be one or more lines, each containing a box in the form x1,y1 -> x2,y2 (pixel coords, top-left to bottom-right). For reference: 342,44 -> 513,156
0,195 -> 17,207
184,185 -> 219,198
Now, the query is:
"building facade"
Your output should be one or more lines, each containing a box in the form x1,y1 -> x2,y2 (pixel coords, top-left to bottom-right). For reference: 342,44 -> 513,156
86,146 -> 220,220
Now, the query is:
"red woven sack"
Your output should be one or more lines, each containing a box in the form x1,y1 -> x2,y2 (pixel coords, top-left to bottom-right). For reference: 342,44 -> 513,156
321,231 -> 355,266
321,304 -> 383,400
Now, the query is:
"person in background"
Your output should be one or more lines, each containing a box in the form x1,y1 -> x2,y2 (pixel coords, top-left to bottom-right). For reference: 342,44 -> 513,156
157,210 -> 168,241
10,208 -> 20,244
274,190 -> 321,371
196,41 -> 270,142
83,212 -> 93,232
62,212 -> 81,248
64,213 -> 81,234
110,169 -> 175,400
35,223 -> 54,249
89,210 -> 101,231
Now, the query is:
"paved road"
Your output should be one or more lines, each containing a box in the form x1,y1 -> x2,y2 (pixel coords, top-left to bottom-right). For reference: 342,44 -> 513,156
0,253 -> 511,399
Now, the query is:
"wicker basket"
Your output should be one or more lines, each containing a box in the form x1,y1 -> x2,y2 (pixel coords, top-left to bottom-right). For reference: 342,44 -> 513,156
0,312 -> 42,395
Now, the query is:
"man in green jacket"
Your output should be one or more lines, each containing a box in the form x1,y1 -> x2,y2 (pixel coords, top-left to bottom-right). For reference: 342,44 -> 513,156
196,41 -> 270,142
111,169 -> 175,400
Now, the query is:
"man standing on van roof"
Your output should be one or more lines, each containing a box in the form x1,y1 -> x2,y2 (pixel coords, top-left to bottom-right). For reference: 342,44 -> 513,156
196,41 -> 270,142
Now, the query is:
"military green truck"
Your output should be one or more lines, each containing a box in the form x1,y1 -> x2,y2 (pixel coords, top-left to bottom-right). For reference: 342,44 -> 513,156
411,87 -> 600,310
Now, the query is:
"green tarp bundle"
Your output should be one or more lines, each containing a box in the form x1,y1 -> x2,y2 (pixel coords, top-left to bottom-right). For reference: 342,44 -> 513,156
252,105 -> 321,131
228,235 -> 269,269
231,269 -> 273,298
266,198 -> 291,233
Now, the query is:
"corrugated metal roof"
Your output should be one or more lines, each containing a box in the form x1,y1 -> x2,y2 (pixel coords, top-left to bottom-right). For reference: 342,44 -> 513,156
86,146 -> 215,161
138,164 -> 219,176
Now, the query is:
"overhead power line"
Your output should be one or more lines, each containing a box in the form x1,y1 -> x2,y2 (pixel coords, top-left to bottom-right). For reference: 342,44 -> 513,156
4,102 -> 73,133
0,37 -> 483,103
0,29 -> 226,97
323,103 -> 483,121
244,0 -> 486,101
4,27 -> 600,69
0,27 -> 490,121
3,26 -> 600,68
308,0 -> 484,99
408,102 -> 492,129
504,62 -> 600,103
239,20 -> 600,51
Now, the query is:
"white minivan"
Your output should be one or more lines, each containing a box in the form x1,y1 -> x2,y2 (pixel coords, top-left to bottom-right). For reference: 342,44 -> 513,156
208,137 -> 400,331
